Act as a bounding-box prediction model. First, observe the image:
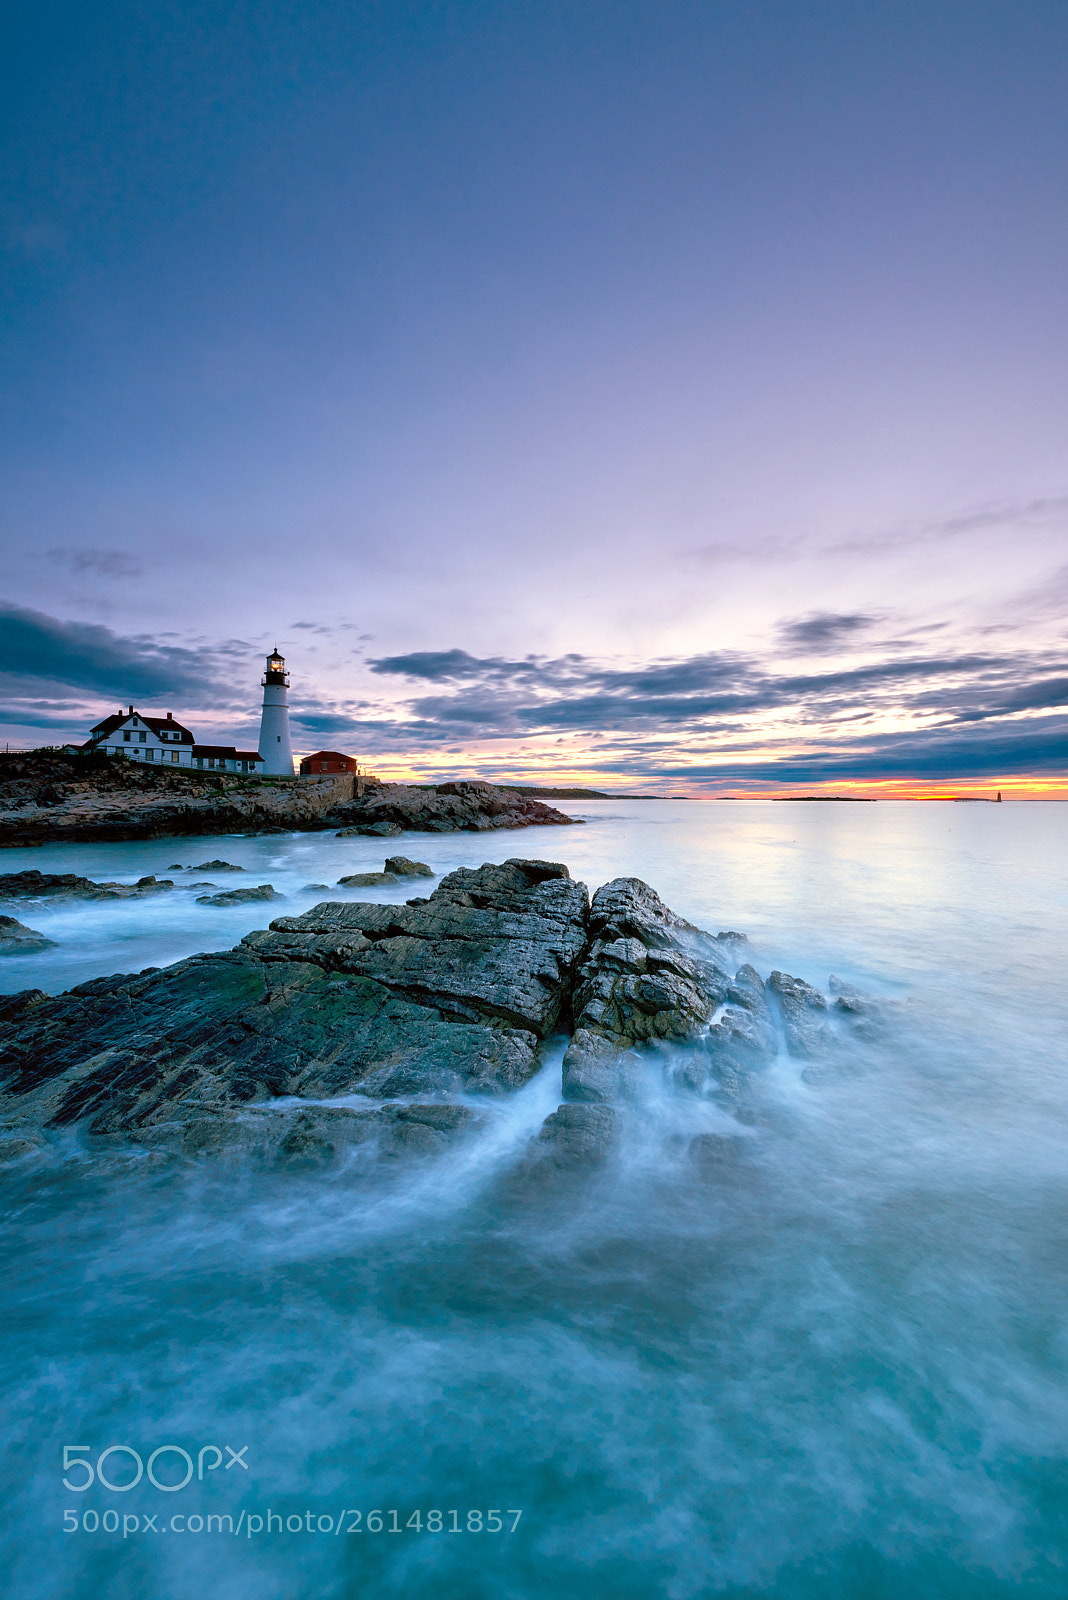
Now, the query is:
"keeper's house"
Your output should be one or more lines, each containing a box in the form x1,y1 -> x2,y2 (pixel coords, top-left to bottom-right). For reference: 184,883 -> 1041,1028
87,708 -> 265,774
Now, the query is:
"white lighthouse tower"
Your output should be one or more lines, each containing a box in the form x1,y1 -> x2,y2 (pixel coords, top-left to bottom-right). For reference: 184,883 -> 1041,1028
258,648 -> 294,776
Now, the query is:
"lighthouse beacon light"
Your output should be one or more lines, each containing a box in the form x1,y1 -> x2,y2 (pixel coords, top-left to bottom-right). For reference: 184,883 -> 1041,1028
258,648 -> 295,776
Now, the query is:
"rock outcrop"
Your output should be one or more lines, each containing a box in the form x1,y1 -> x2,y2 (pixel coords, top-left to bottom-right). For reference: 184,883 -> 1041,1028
0,855 -> 866,1171
0,753 -> 354,846
336,856 -> 435,890
0,917 -> 57,955
329,780 -> 576,836
0,752 -> 579,845
0,860 -> 591,1154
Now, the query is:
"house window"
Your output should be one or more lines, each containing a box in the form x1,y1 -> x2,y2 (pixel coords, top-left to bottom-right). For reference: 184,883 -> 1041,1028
146,748 -> 154,759
124,732 -> 131,742
196,758 -> 203,768
139,731 -> 147,742
171,752 -> 178,762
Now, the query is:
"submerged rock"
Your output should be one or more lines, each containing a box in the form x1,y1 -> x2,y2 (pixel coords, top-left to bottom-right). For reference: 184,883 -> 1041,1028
194,859 -> 245,871
0,870 -> 173,902
766,971 -> 832,1058
196,884 -> 283,906
334,856 -> 433,887
0,870 -> 100,899
124,1101 -> 488,1167
0,916 -> 57,955
336,820 -> 403,838
536,1102 -> 620,1164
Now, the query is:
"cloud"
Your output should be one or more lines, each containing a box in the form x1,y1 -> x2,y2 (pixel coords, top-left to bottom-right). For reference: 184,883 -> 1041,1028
830,495 -> 1068,557
0,601 -> 237,706
370,649 -> 500,681
45,548 -> 144,579
350,634 -> 1068,783
778,611 -> 882,651
658,715 -> 1068,782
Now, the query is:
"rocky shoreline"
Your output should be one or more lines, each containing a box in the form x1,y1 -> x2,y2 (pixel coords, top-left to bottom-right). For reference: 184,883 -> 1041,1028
0,752 -> 579,846
0,857 -> 882,1172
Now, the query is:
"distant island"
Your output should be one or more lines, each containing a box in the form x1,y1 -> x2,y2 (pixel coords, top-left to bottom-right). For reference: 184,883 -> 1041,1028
501,786 -> 683,801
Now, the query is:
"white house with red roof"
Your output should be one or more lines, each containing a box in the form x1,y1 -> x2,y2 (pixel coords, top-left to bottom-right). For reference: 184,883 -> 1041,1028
87,706 -> 265,773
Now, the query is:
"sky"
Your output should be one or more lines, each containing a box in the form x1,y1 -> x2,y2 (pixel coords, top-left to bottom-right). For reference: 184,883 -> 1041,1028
2,0 -> 1066,794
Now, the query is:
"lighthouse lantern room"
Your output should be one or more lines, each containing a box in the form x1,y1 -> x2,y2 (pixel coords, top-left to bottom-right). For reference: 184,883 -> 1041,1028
258,648 -> 295,776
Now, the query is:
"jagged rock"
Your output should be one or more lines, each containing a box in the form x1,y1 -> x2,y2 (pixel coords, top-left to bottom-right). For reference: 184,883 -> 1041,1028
689,1133 -> 747,1174
0,1135 -> 41,1164
561,1029 -> 641,1103
561,878 -> 737,1098
536,1102 -> 620,1164
254,859 -> 588,1038
690,960 -> 780,1090
302,883 -> 331,892
0,859 -> 590,1140
196,884 -> 283,906
766,971 -> 831,1057
167,863 -> 184,870
384,856 -> 433,877
703,1008 -> 778,1088
0,916 -> 57,955
194,859 -> 244,871
336,820 -> 404,838
726,964 -> 773,1020
0,990 -> 49,1022
827,976 -> 892,1041
329,780 -> 577,837
337,872 -> 398,887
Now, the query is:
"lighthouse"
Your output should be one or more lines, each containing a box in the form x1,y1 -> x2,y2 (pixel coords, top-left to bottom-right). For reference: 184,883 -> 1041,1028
258,649 -> 295,776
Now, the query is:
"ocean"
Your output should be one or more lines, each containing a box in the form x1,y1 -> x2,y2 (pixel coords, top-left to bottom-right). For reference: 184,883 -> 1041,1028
2,800 -> 1067,1598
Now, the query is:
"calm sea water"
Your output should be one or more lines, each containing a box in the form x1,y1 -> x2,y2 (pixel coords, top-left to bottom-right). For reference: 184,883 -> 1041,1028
2,801 -> 1067,1599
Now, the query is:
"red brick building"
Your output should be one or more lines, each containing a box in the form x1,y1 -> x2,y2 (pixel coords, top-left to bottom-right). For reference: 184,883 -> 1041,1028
299,749 -> 360,776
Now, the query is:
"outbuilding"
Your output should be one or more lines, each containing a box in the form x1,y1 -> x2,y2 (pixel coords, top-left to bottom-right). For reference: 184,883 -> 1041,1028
299,749 -> 360,776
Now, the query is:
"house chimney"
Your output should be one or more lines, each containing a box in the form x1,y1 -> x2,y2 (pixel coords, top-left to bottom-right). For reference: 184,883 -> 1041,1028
167,711 -> 173,720
129,705 -> 134,715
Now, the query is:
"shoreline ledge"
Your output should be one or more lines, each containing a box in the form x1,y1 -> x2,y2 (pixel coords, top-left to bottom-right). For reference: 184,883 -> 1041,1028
0,752 -> 579,846
0,859 -> 883,1171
